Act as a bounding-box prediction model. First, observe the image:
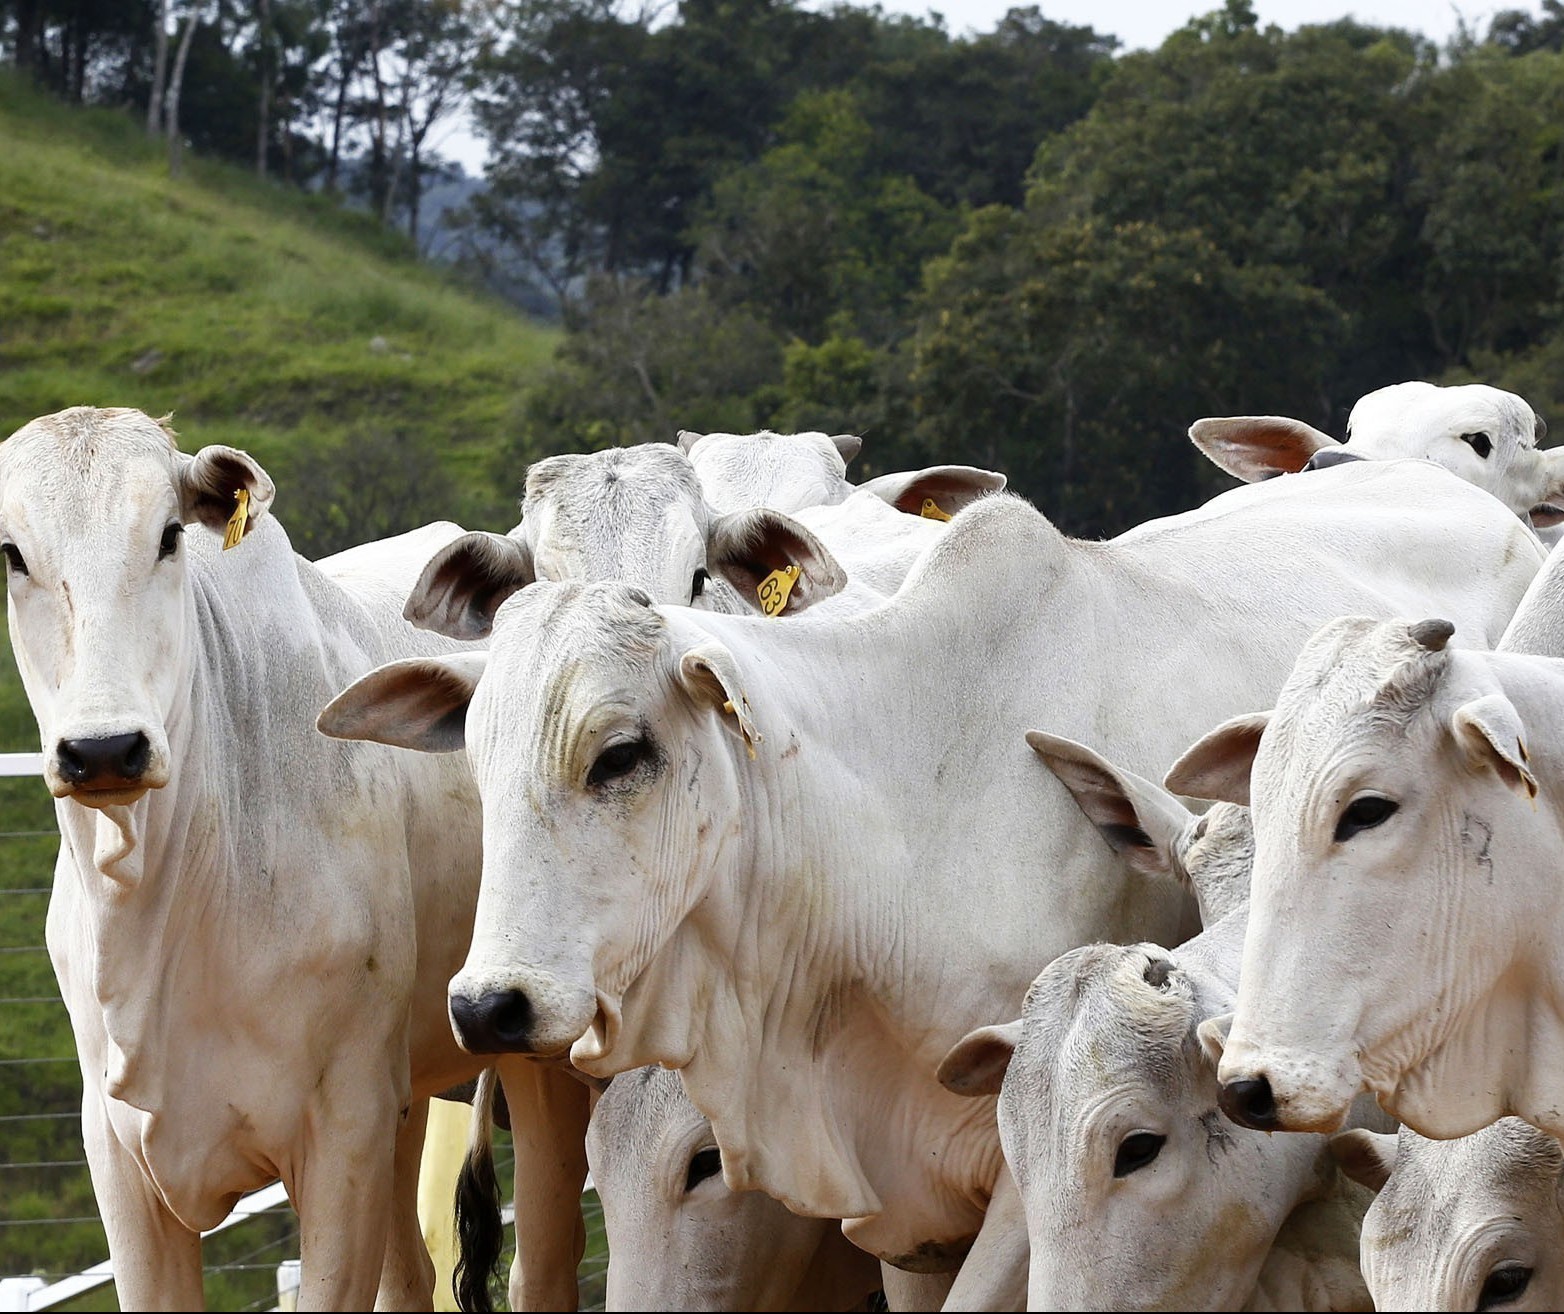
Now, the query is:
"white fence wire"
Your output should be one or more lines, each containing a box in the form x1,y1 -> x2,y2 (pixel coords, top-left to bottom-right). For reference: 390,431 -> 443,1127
0,752 -> 607,1311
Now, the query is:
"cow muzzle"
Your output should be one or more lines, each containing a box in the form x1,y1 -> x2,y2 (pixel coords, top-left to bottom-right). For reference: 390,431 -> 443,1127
49,731 -> 164,803
448,967 -> 597,1058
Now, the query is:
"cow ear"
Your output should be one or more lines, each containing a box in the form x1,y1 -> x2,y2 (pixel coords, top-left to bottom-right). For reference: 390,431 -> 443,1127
1027,731 -> 1194,884
856,465 -> 1007,519
676,641 -> 762,756
1196,1013 -> 1232,1068
177,445 -> 276,538
1451,694 -> 1539,800
829,433 -> 863,464
317,653 -> 488,753
937,1021 -> 1021,1098
1164,713 -> 1271,807
1329,1129 -> 1398,1193
1188,417 -> 1338,483
708,509 -> 847,614
404,531 -> 536,640
1528,447 -> 1564,529
676,429 -> 708,454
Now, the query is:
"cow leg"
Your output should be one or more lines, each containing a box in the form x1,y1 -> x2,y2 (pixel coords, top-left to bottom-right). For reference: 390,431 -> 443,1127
498,1058 -> 592,1311
939,1162 -> 1028,1312
375,1098 -> 437,1311
82,1085 -> 206,1310
291,1084 -> 401,1311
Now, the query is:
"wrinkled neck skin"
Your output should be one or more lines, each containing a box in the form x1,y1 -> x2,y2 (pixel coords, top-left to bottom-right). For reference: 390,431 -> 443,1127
558,572 -> 1189,1265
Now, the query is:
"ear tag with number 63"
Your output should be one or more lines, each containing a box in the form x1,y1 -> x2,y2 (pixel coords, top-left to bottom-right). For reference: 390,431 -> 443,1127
757,564 -> 800,617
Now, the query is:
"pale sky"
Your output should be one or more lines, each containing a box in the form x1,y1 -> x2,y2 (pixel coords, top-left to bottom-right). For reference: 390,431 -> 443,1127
434,0 -> 1545,172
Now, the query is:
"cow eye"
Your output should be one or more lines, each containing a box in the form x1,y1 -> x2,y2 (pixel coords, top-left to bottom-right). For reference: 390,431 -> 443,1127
587,736 -> 653,788
1,543 -> 27,577
1113,1131 -> 1166,1178
1478,1265 -> 1532,1309
158,522 -> 183,561
685,1146 -> 722,1193
1461,431 -> 1494,459
1334,795 -> 1398,842
690,567 -> 711,603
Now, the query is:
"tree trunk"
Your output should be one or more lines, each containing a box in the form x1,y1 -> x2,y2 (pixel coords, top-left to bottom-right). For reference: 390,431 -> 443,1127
166,11 -> 199,179
326,40 -> 356,194
147,0 -> 171,135
13,0 -> 42,75
255,0 -> 272,177
368,3 -> 391,219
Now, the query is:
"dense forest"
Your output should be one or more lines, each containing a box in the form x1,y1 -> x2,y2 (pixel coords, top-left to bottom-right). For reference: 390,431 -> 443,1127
5,0 -> 1564,537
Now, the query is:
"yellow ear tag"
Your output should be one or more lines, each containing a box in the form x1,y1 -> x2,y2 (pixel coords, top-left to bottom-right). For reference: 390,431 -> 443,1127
221,488 -> 250,551
757,564 -> 800,618
920,497 -> 952,522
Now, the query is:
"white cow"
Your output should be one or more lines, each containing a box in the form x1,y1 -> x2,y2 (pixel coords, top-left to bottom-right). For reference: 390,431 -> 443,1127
1170,615 -> 1564,1147
0,407 -> 589,1310
1332,1119 -> 1564,1311
321,461 -> 1539,1289
587,1065 -> 883,1311
939,733 -> 1372,1311
1190,381 -> 1564,536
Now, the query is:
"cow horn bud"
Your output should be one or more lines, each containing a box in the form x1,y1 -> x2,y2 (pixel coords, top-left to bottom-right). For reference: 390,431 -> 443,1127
1409,618 -> 1455,652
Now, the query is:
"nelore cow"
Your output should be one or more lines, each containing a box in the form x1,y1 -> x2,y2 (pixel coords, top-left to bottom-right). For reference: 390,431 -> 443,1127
939,733 -> 1373,1311
320,460 -> 1540,1294
1171,615 -> 1564,1150
1191,381 -> 1564,537
0,408 -> 588,1310
1332,1118 -> 1564,1311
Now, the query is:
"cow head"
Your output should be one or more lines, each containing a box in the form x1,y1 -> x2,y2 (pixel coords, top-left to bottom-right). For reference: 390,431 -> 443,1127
1333,1119 -> 1564,1311
0,407 -> 273,806
588,1065 -> 873,1310
1169,615 -> 1554,1141
320,581 -> 760,1065
441,444 -> 846,627
939,939 -> 1330,1310
678,429 -> 860,513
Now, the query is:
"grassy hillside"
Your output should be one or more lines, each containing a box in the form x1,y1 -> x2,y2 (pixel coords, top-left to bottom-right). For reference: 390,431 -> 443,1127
0,77 -> 573,1306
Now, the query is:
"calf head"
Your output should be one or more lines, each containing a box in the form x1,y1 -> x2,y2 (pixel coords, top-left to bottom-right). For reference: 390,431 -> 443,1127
679,428 -> 860,513
1334,1119 -> 1564,1311
589,1066 -> 868,1311
0,407 -> 272,807
939,941 -> 1329,1310
1170,615 -> 1559,1141
321,582 -> 761,1066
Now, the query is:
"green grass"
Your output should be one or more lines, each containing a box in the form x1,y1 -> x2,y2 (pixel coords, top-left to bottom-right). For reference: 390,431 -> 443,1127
0,72 -> 584,1307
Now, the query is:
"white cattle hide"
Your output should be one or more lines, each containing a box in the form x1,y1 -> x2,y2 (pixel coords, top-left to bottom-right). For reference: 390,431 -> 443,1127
588,1066 -> 882,1311
1171,616 -> 1564,1146
1,408 -> 586,1311
1190,380 -> 1564,536
1332,1119 -> 1564,1311
941,736 -> 1370,1311
320,461 -> 1540,1272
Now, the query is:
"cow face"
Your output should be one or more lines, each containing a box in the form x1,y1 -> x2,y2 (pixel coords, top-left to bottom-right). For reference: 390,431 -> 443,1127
1335,1121 -> 1564,1311
941,943 -> 1327,1310
0,408 -> 272,805
1170,616 -> 1555,1140
320,581 -> 755,1063
588,1066 -> 864,1311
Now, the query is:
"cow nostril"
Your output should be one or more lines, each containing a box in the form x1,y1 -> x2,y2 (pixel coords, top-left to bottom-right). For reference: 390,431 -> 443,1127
450,989 -> 534,1054
56,733 -> 150,786
1219,1076 -> 1279,1131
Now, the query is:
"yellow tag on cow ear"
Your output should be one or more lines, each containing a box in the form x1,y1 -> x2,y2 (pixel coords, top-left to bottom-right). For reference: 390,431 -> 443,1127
757,564 -> 800,618
920,497 -> 952,522
221,488 -> 250,551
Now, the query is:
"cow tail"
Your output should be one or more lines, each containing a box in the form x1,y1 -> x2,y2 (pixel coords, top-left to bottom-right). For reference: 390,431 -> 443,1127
453,1067 -> 503,1314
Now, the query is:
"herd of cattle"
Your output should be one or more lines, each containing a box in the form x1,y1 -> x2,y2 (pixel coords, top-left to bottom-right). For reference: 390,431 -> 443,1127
5,380 -> 1564,1311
